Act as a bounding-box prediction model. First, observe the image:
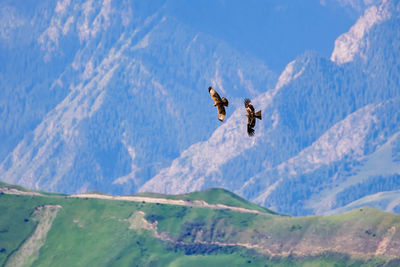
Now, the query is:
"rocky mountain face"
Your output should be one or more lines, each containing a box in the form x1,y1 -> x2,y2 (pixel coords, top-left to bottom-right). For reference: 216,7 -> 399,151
0,0 -> 277,194
141,0 -> 400,215
1,0 -> 399,216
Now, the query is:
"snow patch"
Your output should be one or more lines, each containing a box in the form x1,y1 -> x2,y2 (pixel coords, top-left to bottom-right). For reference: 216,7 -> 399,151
332,0 -> 381,11
0,6 -> 25,41
132,33 -> 150,50
55,0 -> 71,14
331,0 -> 391,64
78,0 -> 94,41
38,0 -> 77,61
62,16 -> 74,35
275,60 -> 306,90
82,60 -> 94,79
91,0 -> 112,38
237,69 -> 257,95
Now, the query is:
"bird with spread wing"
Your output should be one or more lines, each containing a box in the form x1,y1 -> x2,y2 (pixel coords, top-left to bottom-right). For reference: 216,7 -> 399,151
209,86 -> 229,122
244,98 -> 262,136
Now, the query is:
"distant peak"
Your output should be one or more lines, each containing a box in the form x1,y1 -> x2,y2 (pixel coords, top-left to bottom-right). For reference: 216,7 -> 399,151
331,0 -> 391,64
275,56 -> 310,90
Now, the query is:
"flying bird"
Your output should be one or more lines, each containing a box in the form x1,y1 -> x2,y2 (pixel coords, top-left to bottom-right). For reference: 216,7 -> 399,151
244,98 -> 262,136
209,86 -> 229,122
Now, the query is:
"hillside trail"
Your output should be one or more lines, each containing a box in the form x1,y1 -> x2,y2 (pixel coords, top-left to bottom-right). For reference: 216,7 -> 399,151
0,186 -> 44,196
70,193 -> 266,215
0,186 -> 266,215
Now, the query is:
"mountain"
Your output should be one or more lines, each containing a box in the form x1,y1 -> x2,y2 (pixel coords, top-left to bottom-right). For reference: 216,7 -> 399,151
0,1 -> 362,195
1,183 -> 400,266
0,0 -> 277,195
141,0 -> 400,216
1,0 -> 399,217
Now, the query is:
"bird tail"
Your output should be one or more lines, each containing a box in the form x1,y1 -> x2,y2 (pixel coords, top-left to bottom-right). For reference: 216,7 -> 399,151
255,110 -> 262,120
221,97 -> 229,107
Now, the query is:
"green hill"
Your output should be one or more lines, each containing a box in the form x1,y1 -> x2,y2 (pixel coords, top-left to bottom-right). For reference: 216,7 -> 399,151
137,188 -> 276,214
1,183 -> 400,266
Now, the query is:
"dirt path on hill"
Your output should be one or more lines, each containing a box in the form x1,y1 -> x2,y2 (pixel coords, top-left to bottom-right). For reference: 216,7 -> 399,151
5,205 -> 62,267
1,185 -> 265,215
70,193 -> 265,215
0,186 -> 43,196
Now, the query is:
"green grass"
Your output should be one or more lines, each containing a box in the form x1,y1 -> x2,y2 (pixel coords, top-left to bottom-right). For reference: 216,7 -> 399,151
0,194 -> 42,264
0,181 -> 66,197
0,193 -> 267,267
0,182 -> 32,192
1,184 -> 400,266
166,254 -> 265,267
21,197 -> 269,267
138,188 -> 278,214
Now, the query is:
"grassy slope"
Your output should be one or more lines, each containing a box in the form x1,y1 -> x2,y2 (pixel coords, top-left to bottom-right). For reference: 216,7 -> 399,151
0,194 -> 268,267
137,188 -> 276,214
0,181 -> 65,197
1,185 -> 400,266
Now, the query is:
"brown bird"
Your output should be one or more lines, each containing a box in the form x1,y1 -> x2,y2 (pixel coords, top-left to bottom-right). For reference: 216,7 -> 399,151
244,98 -> 262,136
209,86 -> 229,122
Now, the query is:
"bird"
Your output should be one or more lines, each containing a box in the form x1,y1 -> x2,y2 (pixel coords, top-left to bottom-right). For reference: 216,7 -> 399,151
244,98 -> 262,136
209,86 -> 229,122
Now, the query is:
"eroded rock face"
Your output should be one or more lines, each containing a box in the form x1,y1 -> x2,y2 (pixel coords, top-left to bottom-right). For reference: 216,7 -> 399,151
0,0 -> 276,196
141,0 -> 400,216
1,0 -> 400,218
331,0 -> 392,64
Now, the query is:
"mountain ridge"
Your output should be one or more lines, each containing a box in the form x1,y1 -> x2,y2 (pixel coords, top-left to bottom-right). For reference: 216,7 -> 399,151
1,0 -> 400,217
0,0 -> 276,195
141,0 -> 400,216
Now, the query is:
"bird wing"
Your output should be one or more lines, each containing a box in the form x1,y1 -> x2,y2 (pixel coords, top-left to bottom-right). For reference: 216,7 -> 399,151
247,115 -> 256,128
246,109 -> 256,136
210,88 -> 223,105
247,124 -> 255,136
216,104 -> 226,122
209,87 -> 226,121
244,98 -> 259,136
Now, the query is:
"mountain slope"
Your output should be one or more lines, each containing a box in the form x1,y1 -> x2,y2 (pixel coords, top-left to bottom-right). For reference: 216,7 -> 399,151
1,183 -> 400,266
141,0 -> 400,216
1,0 -> 399,217
0,0 -> 276,195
